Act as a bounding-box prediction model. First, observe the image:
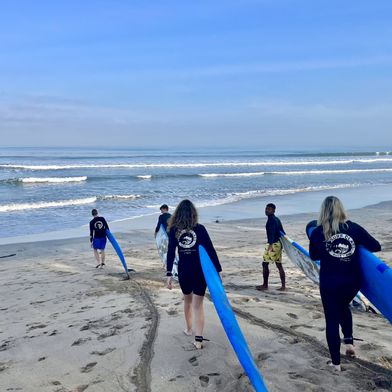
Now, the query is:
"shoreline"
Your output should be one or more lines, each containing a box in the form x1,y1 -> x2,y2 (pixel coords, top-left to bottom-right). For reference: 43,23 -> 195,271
1,183 -> 392,246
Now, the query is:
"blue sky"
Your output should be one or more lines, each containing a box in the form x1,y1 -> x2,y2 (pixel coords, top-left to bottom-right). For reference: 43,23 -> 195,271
1,0 -> 392,149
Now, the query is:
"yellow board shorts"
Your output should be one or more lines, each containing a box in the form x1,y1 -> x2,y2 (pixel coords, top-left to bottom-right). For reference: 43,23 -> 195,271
263,241 -> 283,263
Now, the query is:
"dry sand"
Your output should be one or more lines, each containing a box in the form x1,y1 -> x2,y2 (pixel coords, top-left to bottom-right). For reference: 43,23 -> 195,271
1,201 -> 392,391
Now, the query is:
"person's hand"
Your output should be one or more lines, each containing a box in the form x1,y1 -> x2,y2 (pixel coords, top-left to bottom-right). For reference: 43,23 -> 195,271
166,276 -> 173,290
268,244 -> 273,252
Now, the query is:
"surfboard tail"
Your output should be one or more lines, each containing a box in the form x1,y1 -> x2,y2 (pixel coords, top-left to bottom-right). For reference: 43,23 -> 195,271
106,230 -> 130,276
199,245 -> 268,392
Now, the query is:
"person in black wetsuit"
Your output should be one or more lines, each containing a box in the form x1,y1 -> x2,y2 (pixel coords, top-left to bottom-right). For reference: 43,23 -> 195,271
309,196 -> 381,371
89,209 -> 109,268
166,199 -> 222,349
154,204 -> 171,236
256,203 -> 286,291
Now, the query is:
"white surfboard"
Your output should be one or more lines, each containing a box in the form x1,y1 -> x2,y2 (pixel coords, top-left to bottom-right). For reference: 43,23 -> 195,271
155,225 -> 178,280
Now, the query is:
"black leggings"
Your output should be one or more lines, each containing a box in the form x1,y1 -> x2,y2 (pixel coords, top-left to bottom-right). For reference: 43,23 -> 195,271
320,275 -> 360,365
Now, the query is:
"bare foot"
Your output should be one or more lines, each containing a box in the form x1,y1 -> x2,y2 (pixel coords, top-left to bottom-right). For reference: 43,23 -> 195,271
193,341 -> 203,349
345,344 -> 356,358
183,329 -> 193,336
256,285 -> 268,291
328,361 -> 342,372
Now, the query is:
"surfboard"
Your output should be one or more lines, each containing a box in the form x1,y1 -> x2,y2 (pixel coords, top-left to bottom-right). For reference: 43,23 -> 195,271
199,245 -> 268,392
306,222 -> 392,324
280,233 -> 320,285
155,225 -> 178,280
106,230 -> 131,279
282,229 -> 368,310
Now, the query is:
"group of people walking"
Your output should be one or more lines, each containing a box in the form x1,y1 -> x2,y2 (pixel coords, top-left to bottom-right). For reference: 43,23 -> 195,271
89,195 -> 381,371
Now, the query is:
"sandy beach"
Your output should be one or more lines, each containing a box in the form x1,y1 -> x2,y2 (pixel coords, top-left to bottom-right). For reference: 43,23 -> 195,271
1,201 -> 392,392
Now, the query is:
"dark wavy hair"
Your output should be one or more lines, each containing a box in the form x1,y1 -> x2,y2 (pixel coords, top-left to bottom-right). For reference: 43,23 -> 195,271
168,199 -> 198,233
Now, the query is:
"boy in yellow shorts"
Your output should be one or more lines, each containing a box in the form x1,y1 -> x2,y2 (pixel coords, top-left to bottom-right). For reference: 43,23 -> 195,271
256,203 -> 286,291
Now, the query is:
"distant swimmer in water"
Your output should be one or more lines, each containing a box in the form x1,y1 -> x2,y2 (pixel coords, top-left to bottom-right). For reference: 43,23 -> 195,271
89,209 -> 109,269
166,200 -> 222,349
256,203 -> 286,291
309,196 -> 381,372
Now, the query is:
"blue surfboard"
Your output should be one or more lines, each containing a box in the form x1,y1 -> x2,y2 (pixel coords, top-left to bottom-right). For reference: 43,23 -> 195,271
106,230 -> 131,278
306,223 -> 392,324
199,245 -> 268,392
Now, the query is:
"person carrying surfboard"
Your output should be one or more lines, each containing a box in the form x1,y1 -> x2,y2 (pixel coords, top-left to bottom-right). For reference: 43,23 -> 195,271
166,199 -> 222,349
154,204 -> 171,236
309,196 -> 381,372
256,203 -> 286,291
89,208 -> 109,269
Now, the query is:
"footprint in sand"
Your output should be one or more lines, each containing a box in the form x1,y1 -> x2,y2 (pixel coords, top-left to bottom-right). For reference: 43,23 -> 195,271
166,308 -> 178,316
287,312 -> 299,319
199,375 -> 209,387
71,337 -> 92,346
188,356 -> 199,367
80,362 -> 97,373
257,352 -> 271,362
90,347 -> 116,356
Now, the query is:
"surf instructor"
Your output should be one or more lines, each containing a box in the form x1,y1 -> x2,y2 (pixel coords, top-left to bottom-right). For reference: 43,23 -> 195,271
309,196 -> 381,371
166,199 -> 222,349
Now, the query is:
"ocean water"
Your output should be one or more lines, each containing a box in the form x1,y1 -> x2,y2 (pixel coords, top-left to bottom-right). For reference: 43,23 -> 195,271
1,147 -> 392,238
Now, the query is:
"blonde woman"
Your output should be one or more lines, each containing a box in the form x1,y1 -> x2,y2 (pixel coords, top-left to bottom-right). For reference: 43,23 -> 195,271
309,196 -> 381,371
166,200 -> 222,349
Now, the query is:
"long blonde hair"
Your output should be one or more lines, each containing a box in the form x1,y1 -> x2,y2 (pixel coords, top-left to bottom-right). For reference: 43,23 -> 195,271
318,196 -> 347,240
168,199 -> 198,233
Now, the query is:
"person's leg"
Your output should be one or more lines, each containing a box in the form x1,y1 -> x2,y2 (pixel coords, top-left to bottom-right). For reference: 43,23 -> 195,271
256,262 -> 269,290
321,285 -> 342,369
339,283 -> 359,357
192,294 -> 205,349
93,249 -> 101,267
100,250 -> 106,266
183,294 -> 193,335
276,262 -> 286,290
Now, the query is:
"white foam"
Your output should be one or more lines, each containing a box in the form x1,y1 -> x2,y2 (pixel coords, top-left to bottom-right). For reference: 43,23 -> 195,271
101,194 -> 141,200
199,172 -> 265,178
268,168 -> 392,175
137,175 -> 152,179
2,157 -> 392,170
20,176 -> 87,183
0,197 -> 97,213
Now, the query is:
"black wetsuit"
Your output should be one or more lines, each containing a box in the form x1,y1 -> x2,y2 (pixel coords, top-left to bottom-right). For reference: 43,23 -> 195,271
155,212 -> 171,233
166,224 -> 222,296
309,221 -> 381,365
89,216 -> 109,241
266,214 -> 285,244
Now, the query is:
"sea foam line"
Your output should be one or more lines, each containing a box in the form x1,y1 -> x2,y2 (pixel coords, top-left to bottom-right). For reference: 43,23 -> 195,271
21,176 -> 87,183
0,194 -> 141,213
2,157 -> 392,170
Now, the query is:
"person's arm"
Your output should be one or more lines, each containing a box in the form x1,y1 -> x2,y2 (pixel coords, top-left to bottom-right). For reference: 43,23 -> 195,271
354,223 -> 381,252
102,218 -> 109,231
166,228 -> 176,289
166,228 -> 176,276
309,231 -> 320,261
266,219 -> 277,245
155,215 -> 161,234
199,225 -> 222,273
89,221 -> 94,243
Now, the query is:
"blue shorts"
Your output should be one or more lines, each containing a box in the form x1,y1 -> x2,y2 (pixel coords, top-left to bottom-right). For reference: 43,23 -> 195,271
93,237 -> 107,250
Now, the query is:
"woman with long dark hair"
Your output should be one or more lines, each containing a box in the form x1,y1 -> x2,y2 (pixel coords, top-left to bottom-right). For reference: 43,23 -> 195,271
309,196 -> 381,371
166,199 -> 222,349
